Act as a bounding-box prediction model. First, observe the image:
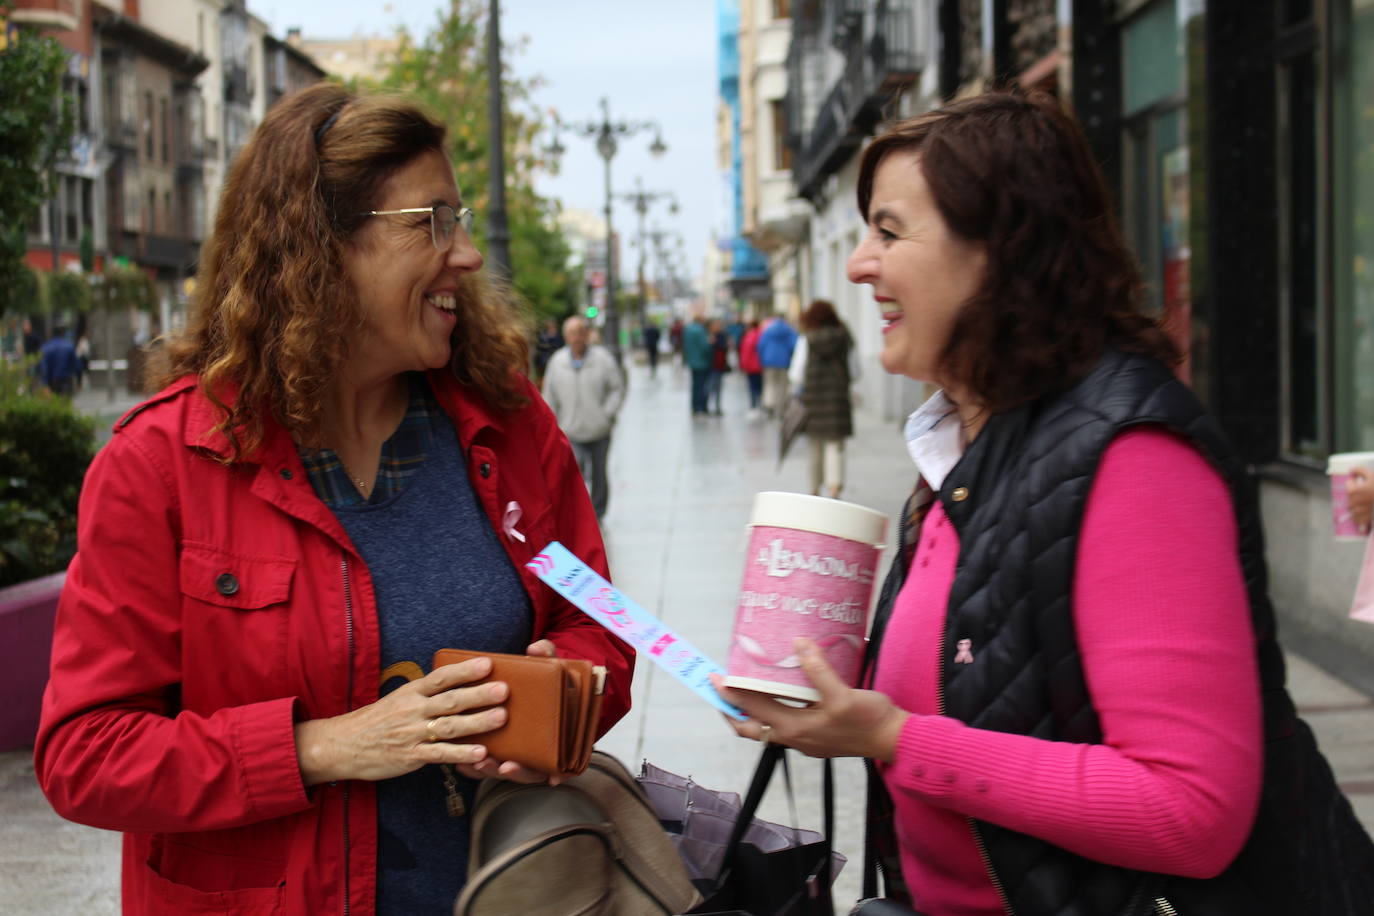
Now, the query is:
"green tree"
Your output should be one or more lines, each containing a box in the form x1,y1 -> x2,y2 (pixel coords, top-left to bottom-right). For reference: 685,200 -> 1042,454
0,3 -> 75,318
370,2 -> 576,323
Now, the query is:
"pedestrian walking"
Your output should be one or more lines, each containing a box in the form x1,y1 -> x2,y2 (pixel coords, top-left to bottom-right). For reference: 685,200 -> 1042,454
739,318 -> 764,413
21,317 -> 42,357
682,314 -> 711,415
74,333 -> 91,389
38,326 -> 80,396
788,300 -> 856,499
32,83 -> 633,916
533,317 -> 563,381
706,318 -> 730,415
542,315 -> 626,519
642,321 -> 662,377
716,89 -> 1374,914
757,312 -> 797,416
669,317 -> 685,369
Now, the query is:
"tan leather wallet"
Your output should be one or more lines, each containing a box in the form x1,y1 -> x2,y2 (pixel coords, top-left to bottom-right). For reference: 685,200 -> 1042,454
432,649 -> 607,777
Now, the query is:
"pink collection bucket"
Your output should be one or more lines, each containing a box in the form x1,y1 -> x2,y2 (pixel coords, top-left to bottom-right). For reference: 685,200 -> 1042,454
1327,452 -> 1374,539
724,491 -> 888,703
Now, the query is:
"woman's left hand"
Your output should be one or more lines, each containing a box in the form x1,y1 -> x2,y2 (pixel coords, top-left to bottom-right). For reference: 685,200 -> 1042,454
456,639 -> 565,785
712,637 -> 910,763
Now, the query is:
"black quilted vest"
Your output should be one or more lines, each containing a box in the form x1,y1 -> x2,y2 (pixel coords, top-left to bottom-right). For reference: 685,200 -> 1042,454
867,349 -> 1374,915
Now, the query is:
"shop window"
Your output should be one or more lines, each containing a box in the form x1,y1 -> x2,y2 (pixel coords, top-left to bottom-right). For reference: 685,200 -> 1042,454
770,99 -> 792,171
1331,0 -> 1374,451
64,175 -> 78,243
1278,32 -> 1322,459
160,97 -> 169,163
1119,0 -> 1190,371
144,91 -> 154,159
81,179 -> 93,241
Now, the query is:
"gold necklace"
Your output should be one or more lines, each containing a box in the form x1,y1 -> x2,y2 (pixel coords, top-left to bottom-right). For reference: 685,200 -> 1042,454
335,453 -> 370,496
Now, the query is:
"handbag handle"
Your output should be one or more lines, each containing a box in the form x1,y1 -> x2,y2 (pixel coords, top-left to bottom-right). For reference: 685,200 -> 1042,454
713,742 -> 835,889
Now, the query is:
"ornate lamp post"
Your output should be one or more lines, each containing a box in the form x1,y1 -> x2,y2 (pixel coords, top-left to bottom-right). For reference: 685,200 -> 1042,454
616,177 -> 678,328
546,98 -> 666,361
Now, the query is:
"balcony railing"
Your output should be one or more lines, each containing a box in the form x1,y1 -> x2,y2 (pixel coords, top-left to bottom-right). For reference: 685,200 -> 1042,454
788,0 -> 926,200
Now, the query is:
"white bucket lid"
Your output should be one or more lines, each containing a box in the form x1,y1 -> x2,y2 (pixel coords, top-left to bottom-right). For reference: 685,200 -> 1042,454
748,491 -> 888,547
1327,452 -> 1374,474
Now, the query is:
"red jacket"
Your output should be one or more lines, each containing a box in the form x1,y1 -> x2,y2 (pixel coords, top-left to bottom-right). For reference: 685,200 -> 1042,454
739,327 -> 762,375
34,370 -> 634,915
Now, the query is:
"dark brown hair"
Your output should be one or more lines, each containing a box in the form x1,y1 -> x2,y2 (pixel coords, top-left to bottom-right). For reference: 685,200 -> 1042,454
856,90 -> 1177,413
154,82 -> 529,460
800,299 -> 841,331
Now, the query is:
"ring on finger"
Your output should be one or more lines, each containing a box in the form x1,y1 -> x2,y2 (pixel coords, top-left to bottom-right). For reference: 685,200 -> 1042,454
758,723 -> 772,744
426,718 -> 441,743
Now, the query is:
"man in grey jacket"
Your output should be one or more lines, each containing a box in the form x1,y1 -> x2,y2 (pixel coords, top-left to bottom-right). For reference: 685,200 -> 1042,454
542,315 -> 625,519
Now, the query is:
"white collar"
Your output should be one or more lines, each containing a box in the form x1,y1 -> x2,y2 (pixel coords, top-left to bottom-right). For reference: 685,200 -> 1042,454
903,389 -> 965,491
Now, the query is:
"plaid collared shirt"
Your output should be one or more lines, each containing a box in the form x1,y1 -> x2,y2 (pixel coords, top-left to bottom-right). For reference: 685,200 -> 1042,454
299,374 -> 441,508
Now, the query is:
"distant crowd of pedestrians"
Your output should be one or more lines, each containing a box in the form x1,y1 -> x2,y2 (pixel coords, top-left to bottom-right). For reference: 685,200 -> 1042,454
672,304 -> 857,499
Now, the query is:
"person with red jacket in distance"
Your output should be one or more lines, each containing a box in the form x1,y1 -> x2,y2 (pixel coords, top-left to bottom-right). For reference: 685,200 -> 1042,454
34,83 -> 634,915
739,318 -> 764,415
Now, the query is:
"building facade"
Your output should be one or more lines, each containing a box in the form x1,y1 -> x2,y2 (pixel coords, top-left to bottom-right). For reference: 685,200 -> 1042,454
12,0 -> 322,365
718,0 -> 774,316
747,0 -> 1374,690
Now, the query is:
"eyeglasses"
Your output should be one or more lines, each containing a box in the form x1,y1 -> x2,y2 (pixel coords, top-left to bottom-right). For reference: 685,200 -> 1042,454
358,204 -> 476,251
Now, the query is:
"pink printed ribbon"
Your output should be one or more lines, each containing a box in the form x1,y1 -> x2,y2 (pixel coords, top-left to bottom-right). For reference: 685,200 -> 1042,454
953,638 -> 974,664
502,501 -> 526,543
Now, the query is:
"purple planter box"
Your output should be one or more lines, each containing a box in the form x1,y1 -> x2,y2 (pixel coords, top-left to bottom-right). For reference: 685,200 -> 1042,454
0,572 -> 64,752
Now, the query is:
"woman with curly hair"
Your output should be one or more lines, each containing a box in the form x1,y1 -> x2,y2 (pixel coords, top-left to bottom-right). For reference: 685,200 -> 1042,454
717,90 -> 1374,914
34,83 -> 634,914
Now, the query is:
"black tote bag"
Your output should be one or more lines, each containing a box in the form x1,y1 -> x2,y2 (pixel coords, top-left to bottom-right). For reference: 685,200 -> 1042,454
687,742 -> 837,916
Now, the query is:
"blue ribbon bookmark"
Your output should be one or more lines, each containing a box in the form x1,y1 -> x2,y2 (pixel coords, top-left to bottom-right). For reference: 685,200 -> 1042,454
526,542 -> 745,720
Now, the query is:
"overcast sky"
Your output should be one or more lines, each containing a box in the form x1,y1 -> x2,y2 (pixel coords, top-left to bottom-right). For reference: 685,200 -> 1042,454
255,1 -> 720,283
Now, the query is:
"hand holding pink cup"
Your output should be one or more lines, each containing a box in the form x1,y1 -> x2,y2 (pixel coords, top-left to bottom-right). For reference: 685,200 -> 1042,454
724,492 -> 888,703
1327,452 -> 1374,539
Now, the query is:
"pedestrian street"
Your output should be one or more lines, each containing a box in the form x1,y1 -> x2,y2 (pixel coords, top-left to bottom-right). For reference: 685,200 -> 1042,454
2,360 -> 1373,913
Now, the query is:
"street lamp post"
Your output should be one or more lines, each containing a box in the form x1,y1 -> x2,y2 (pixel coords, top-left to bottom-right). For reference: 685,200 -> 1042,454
546,98 -> 666,361
485,0 -> 511,281
616,177 -> 677,330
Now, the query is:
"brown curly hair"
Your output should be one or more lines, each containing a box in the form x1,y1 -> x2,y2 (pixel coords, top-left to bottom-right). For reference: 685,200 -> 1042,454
154,82 -> 530,461
856,90 -> 1178,414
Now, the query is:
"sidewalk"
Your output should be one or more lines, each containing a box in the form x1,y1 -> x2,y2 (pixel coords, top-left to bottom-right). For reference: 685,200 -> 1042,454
2,361 -> 1372,913
70,379 -> 142,448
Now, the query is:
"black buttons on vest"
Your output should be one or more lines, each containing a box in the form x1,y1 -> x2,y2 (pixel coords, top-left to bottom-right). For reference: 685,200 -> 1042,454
480,462 -> 492,478
279,468 -> 293,480
215,572 -> 240,596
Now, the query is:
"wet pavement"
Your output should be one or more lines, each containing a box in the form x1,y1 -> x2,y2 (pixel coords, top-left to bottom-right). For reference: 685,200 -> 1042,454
3,358 -> 1372,913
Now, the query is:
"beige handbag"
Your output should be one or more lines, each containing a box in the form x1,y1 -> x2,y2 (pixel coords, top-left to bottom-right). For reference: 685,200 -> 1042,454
454,751 -> 702,916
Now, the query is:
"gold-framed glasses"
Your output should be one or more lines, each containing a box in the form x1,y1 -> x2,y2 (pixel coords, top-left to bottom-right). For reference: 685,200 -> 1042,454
359,204 -> 475,251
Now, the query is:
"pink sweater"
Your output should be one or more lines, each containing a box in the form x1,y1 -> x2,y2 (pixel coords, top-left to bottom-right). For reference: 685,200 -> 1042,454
873,428 -> 1262,914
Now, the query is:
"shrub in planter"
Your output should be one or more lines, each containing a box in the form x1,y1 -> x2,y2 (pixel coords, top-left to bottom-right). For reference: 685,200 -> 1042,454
0,361 -> 94,587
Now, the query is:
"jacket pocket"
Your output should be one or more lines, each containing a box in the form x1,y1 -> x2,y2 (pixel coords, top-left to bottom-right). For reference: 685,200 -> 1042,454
177,544 -> 298,704
179,544 -> 296,610
139,833 -> 286,914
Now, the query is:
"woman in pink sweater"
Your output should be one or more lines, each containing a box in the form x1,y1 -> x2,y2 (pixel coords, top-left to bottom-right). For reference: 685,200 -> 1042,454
716,91 -> 1374,915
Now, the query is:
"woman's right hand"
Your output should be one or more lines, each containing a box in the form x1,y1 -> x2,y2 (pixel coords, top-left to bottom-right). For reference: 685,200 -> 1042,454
293,656 -> 508,786
1350,468 -> 1374,532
